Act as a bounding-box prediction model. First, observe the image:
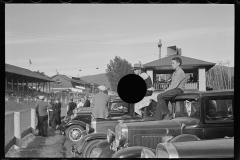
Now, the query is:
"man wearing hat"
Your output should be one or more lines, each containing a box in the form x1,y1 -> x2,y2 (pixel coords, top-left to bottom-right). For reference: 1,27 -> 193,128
132,63 -> 154,97
92,85 -> 111,119
66,98 -> 77,119
34,95 -> 52,137
48,98 -> 56,129
132,63 -> 154,117
83,95 -> 90,107
54,98 -> 62,129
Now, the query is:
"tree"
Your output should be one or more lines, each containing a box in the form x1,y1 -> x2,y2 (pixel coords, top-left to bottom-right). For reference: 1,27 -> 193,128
106,56 -> 133,92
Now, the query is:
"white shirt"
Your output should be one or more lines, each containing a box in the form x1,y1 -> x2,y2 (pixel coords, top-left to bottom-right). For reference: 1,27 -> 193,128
77,102 -> 84,108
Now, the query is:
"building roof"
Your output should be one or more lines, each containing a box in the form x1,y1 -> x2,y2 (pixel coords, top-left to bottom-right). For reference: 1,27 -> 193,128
51,74 -> 94,85
144,55 -> 215,71
5,63 -> 55,82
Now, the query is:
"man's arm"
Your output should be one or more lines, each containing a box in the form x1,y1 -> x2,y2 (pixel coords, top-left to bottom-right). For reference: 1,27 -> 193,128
166,70 -> 185,91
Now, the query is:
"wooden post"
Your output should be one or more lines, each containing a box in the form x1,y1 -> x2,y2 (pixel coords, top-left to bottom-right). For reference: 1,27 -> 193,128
12,74 -> 13,91
31,109 -> 36,134
198,68 -> 206,91
14,112 -> 22,149
17,78 -> 19,93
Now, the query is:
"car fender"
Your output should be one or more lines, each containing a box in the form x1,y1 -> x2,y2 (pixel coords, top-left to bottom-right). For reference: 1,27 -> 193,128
76,132 -> 107,154
112,146 -> 156,158
65,120 -> 87,130
96,140 -> 115,158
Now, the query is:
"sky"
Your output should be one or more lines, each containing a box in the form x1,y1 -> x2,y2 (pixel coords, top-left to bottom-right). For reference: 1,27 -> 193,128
5,4 -> 234,77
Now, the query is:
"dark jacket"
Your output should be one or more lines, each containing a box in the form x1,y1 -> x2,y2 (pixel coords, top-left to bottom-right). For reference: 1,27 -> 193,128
34,100 -> 52,116
55,102 -> 61,113
49,102 -> 56,112
83,99 -> 91,107
67,102 -> 77,116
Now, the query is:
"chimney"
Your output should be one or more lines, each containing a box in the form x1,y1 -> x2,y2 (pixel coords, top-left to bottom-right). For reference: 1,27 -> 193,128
177,48 -> 182,56
158,39 -> 162,59
167,46 -> 177,56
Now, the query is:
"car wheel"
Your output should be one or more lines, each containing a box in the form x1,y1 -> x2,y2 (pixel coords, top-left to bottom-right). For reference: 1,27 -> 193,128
170,134 -> 201,143
66,125 -> 84,143
82,139 -> 101,158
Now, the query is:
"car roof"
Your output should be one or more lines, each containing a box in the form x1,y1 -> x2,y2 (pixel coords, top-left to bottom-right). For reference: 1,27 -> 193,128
172,89 -> 234,101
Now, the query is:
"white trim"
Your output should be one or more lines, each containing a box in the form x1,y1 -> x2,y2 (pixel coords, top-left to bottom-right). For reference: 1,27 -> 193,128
75,85 -> 85,90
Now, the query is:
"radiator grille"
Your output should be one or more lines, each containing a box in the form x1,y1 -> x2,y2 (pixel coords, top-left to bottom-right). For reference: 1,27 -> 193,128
135,135 -> 163,149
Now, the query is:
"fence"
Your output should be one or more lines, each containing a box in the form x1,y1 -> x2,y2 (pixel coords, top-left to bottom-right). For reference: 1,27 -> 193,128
206,61 -> 234,90
5,109 -> 37,154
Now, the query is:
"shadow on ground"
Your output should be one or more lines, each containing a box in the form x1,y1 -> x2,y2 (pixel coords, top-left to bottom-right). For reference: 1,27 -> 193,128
5,128 -> 73,158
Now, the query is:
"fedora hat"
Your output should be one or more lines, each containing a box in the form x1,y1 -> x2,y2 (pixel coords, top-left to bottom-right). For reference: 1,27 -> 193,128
132,63 -> 144,70
39,95 -> 45,100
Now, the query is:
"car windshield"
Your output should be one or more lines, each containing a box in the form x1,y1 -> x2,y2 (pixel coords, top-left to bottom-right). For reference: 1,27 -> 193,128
205,98 -> 234,123
173,100 -> 200,120
142,99 -> 200,120
110,101 -> 128,112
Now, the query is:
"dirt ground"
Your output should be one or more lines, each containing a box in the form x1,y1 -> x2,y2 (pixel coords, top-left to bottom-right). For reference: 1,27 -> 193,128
5,128 -> 74,158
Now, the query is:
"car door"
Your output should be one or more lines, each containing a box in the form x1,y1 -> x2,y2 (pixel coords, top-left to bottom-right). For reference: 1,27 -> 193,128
202,96 -> 234,139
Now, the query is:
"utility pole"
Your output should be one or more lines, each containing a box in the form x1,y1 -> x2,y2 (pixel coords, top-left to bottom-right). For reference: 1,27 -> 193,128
158,39 -> 162,59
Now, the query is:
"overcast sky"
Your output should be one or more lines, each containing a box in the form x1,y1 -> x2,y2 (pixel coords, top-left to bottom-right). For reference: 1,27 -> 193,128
5,4 -> 234,77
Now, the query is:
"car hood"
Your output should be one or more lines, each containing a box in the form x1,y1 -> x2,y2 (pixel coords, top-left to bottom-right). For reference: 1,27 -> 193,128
171,117 -> 200,127
126,120 -> 181,131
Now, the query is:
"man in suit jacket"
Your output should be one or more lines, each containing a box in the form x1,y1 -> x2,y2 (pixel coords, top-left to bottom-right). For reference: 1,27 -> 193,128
48,98 -> 56,129
92,85 -> 110,119
34,95 -> 52,137
54,98 -> 62,129
83,95 -> 91,107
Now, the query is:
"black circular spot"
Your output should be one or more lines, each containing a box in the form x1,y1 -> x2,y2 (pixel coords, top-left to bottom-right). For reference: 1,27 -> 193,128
117,74 -> 146,104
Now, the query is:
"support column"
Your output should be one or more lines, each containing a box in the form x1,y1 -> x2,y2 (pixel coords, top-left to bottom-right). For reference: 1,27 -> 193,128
31,109 -> 36,134
198,68 -> 206,91
146,69 -> 153,84
17,78 -> 19,93
14,112 -> 22,149
12,74 -> 13,91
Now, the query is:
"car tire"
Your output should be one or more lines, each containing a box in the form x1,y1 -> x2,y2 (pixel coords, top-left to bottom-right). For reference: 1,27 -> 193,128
170,134 -> 201,143
82,139 -> 101,158
66,125 -> 84,143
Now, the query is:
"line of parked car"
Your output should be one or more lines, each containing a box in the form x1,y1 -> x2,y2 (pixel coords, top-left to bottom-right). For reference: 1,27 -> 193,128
60,89 -> 234,158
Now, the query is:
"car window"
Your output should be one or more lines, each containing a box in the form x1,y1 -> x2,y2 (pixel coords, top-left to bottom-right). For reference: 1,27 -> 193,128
174,100 -> 200,120
110,101 -> 128,112
205,98 -> 234,123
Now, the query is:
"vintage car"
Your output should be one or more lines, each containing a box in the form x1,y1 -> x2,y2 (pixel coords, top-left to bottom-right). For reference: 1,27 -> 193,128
141,137 -> 234,158
62,95 -> 128,143
91,89 -> 234,158
72,96 -> 158,157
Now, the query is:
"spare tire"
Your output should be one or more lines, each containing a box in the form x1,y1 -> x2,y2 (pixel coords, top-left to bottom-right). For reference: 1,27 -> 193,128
170,134 -> 200,143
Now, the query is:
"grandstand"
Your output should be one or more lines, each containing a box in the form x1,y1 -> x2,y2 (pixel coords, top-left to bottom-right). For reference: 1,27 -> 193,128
5,64 -> 55,101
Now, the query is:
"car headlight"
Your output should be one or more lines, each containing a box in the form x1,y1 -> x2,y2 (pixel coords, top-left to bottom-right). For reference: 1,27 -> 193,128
107,129 -> 115,144
115,120 -> 128,149
86,124 -> 95,134
156,144 -> 169,158
141,149 -> 156,158
91,118 -> 96,133
90,147 -> 102,158
86,124 -> 90,134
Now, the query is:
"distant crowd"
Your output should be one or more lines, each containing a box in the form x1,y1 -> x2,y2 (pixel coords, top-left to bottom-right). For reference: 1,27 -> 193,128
5,89 -> 92,105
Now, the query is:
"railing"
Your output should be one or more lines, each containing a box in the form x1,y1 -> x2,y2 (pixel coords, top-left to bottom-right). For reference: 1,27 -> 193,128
154,82 -> 199,91
153,83 -> 170,91
5,109 -> 37,154
185,82 -> 198,90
